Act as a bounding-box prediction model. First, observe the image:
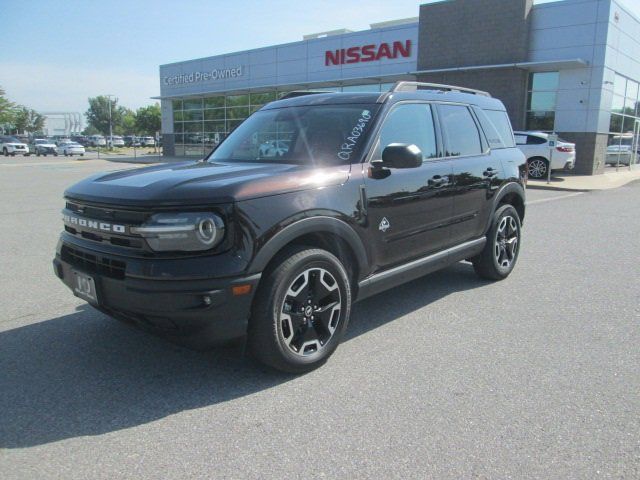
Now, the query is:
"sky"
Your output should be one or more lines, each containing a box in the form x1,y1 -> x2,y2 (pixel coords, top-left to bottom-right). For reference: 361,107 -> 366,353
0,0 -> 639,117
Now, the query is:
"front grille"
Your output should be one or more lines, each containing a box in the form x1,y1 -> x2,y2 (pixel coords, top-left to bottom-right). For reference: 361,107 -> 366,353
61,245 -> 126,280
64,201 -> 150,251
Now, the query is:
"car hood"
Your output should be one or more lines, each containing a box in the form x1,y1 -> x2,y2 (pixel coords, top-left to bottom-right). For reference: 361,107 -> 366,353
5,143 -> 27,147
64,160 -> 351,207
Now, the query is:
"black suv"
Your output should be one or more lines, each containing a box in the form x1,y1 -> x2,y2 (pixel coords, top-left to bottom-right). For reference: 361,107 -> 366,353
53,82 -> 526,373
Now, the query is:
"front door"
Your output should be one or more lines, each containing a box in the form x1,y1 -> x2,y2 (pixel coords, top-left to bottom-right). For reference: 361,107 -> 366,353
363,102 -> 454,272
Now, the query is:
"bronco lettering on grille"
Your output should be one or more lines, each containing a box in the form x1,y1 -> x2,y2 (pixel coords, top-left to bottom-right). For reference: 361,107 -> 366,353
63,213 -> 126,234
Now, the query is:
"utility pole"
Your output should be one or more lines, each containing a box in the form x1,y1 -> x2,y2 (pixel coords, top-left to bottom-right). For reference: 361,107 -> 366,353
106,94 -> 114,149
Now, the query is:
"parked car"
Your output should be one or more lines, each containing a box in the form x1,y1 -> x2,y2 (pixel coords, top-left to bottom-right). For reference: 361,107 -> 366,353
605,134 -> 637,166
139,136 -> 155,147
0,135 -> 30,156
56,141 -> 85,156
32,138 -> 58,156
514,131 -> 575,179
123,135 -> 141,147
107,135 -> 125,147
53,82 -> 527,373
88,135 -> 106,147
71,135 -> 89,146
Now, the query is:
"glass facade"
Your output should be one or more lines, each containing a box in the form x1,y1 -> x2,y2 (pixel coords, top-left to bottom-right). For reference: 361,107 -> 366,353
171,83 -> 394,156
525,72 -> 559,131
607,74 -> 640,167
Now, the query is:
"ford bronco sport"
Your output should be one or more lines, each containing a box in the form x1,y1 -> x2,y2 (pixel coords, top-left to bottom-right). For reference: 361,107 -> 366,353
53,82 -> 527,373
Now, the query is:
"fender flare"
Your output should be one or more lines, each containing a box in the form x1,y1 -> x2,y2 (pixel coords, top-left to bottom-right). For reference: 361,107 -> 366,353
248,216 -> 369,276
484,182 -> 526,233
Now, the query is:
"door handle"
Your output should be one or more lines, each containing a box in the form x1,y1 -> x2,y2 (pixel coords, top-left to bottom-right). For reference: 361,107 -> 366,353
483,167 -> 498,178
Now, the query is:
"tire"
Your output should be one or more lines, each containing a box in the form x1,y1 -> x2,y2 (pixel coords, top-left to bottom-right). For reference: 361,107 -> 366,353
472,204 -> 522,281
527,157 -> 549,179
37,152 -> 41,157
2,148 -> 7,156
248,246 -> 352,373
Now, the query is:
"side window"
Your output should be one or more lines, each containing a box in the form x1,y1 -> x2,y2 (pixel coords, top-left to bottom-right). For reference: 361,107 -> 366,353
375,103 -> 437,161
514,134 -> 527,145
482,109 -> 516,148
527,135 -> 547,145
438,104 -> 483,157
473,107 -> 504,149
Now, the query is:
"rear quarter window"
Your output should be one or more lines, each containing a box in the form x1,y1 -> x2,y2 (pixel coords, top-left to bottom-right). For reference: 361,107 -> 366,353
481,109 -> 516,148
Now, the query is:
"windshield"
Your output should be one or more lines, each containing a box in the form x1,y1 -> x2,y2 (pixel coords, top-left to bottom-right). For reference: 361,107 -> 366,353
208,104 -> 379,165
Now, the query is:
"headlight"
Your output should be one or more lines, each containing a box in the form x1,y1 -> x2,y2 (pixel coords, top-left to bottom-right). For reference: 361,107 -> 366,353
131,212 -> 225,252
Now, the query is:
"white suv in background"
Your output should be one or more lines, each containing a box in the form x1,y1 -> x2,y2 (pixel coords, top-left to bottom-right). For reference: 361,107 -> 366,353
88,135 -> 106,147
0,136 -> 30,156
514,131 -> 576,179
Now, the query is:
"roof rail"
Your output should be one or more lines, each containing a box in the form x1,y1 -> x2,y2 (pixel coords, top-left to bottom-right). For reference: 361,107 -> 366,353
279,90 -> 330,100
390,81 -> 491,97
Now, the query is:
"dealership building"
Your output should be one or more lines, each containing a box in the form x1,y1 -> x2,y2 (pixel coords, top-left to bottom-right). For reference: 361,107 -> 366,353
157,0 -> 640,175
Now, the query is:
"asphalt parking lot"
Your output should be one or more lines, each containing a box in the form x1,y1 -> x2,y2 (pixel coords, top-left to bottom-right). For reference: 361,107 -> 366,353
1,156 -> 638,479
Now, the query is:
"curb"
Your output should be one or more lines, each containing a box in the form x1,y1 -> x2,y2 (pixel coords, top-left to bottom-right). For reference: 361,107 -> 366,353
526,184 -> 592,192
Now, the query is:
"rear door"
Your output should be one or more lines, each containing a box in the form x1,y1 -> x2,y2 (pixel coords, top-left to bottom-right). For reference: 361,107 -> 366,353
438,103 -> 503,245
363,102 -> 454,271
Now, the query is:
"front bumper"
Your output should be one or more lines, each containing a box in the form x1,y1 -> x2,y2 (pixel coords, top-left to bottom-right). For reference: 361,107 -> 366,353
53,239 -> 261,348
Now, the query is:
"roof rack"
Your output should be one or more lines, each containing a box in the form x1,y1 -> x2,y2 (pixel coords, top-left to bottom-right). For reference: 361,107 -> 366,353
390,81 -> 491,97
279,90 -> 331,100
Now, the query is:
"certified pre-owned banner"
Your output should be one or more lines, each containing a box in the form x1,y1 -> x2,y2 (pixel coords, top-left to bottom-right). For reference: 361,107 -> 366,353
163,66 -> 243,86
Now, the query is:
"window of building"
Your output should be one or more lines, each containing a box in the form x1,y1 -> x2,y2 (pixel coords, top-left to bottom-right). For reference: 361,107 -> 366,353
170,83 -> 401,156
607,73 -> 640,166
438,104 -> 482,157
526,71 -> 559,131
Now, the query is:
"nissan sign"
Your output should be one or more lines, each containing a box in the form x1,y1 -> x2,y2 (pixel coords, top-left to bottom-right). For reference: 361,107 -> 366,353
325,40 -> 412,66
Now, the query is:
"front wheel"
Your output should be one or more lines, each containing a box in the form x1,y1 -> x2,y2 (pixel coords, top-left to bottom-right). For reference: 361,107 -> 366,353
2,148 -> 7,156
472,204 -> 522,281
248,247 -> 352,373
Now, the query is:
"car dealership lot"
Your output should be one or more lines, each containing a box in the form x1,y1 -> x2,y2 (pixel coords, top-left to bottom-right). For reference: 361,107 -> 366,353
1,157 -> 639,479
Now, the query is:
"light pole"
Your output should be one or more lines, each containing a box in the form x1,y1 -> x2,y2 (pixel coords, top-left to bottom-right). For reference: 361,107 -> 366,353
105,94 -> 115,149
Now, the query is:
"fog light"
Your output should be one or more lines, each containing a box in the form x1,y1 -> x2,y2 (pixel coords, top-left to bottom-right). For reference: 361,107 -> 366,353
203,295 -> 212,306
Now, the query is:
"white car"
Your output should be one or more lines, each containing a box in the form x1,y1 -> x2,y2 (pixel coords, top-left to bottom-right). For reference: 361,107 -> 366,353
1,136 -> 30,156
32,139 -> 58,156
107,135 -> 125,147
57,141 -> 85,156
139,136 -> 155,147
605,135 -> 637,166
514,131 -> 576,179
88,135 -> 106,147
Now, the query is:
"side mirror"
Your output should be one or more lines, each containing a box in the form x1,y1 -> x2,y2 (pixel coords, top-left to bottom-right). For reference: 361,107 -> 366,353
380,143 -> 422,169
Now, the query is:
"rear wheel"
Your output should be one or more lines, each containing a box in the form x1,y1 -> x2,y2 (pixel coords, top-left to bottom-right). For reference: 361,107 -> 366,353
248,247 -> 351,373
472,204 -> 521,281
527,157 -> 549,179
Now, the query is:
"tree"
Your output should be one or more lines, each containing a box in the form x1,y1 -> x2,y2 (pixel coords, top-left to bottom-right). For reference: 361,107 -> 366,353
13,106 -> 45,134
118,108 -> 137,135
82,125 -> 100,136
86,96 -> 123,135
0,86 -> 18,133
135,103 -> 161,136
